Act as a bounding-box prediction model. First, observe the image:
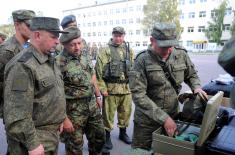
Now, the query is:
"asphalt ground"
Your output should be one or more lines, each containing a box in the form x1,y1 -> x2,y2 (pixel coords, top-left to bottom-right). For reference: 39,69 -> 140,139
0,53 -> 227,155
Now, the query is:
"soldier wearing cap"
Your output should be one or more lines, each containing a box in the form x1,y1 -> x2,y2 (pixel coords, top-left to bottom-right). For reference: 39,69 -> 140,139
0,31 -> 7,44
95,26 -> 134,151
4,17 -> 67,155
56,26 -> 105,155
128,22 -> 207,150
55,14 -> 89,55
0,9 -> 35,118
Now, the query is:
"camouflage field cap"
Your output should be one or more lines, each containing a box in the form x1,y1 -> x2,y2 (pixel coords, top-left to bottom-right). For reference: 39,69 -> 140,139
61,15 -> 76,29
112,26 -> 125,34
60,26 -> 81,43
0,32 -> 7,40
12,9 -> 35,22
151,23 -> 179,47
30,17 -> 67,34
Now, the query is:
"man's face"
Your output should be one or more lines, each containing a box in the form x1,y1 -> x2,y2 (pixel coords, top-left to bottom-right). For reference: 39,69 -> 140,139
112,33 -> 125,45
150,37 -> 172,55
38,31 -> 59,55
17,20 -> 32,40
64,37 -> 82,56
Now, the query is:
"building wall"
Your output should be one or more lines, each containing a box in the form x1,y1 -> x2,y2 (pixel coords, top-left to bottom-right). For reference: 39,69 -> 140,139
63,0 -> 234,51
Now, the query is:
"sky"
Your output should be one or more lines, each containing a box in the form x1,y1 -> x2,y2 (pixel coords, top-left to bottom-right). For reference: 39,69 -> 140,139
0,0 -> 113,25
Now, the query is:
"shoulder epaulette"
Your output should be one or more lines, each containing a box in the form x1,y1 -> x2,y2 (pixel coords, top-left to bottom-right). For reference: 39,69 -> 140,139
18,52 -> 33,62
174,46 -> 188,53
135,50 -> 147,59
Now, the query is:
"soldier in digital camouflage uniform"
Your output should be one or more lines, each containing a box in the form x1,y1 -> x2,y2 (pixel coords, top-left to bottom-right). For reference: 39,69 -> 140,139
0,31 -> 7,44
129,23 -> 207,151
4,17 -> 67,155
0,9 -> 35,119
56,26 -> 105,155
55,14 -> 89,55
95,26 -> 134,152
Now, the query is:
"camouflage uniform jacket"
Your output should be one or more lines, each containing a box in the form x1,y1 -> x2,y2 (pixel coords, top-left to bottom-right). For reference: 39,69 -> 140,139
95,39 -> 134,95
129,46 -> 201,125
4,45 -> 66,151
56,49 -> 94,99
0,35 -> 23,116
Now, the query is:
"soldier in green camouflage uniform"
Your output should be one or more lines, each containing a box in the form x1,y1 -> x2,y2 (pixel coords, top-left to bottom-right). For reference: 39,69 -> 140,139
95,27 -> 134,152
0,10 -> 35,118
56,26 -> 105,155
0,31 -> 7,44
129,23 -> 207,150
4,17 -> 67,155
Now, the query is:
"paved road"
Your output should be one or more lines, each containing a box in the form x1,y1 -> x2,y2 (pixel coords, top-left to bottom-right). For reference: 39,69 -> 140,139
0,53 -> 227,155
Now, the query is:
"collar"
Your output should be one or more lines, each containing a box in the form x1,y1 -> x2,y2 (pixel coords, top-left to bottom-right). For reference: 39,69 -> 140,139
30,45 -> 49,64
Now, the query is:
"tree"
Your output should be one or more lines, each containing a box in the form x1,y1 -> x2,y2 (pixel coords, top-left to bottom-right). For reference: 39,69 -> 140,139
205,0 -> 227,45
0,24 -> 15,38
230,10 -> 235,35
141,0 -> 181,37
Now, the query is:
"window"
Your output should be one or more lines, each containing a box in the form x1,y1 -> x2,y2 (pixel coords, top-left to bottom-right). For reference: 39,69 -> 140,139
104,10 -> 107,15
188,12 -> 195,18
116,8 -> 120,13
189,0 -> 196,4
198,26 -> 205,32
211,10 -> 217,18
181,27 -> 184,33
180,13 -> 184,19
104,21 -> 107,26
123,8 -> 127,13
136,5 -> 142,11
209,26 -> 217,31
93,22 -> 96,27
129,30 -> 133,35
136,18 -> 141,23
223,24 -> 230,31
88,33 -> 91,37
122,19 -> 126,24
103,32 -> 107,36
98,32 -> 101,36
116,20 -> 120,24
136,30 -> 141,35
199,11 -> 206,17
129,7 -> 134,12
225,8 -> 232,16
129,18 -> 134,24
98,21 -> 102,26
78,23 -> 80,27
93,32 -> 96,36
200,0 -> 206,2
178,0 -> 185,5
88,23 -> 91,27
143,41 -> 148,46
109,20 -> 113,25
110,9 -> 113,14
188,27 -> 194,32
187,40 -> 193,47
136,42 -> 140,47
143,30 -> 149,36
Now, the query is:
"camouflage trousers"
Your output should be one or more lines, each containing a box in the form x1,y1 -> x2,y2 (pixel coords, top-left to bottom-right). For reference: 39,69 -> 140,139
62,97 -> 105,155
102,94 -> 132,131
7,128 -> 60,155
132,110 -> 161,151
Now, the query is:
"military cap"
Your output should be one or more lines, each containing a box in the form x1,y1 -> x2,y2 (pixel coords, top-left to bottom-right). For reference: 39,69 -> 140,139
60,26 -> 81,43
12,9 -> 35,22
61,15 -> 76,29
112,26 -> 125,34
0,32 -> 7,40
30,17 -> 67,34
151,23 -> 179,47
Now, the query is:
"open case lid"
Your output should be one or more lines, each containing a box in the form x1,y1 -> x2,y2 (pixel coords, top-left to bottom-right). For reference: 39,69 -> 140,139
197,91 -> 224,146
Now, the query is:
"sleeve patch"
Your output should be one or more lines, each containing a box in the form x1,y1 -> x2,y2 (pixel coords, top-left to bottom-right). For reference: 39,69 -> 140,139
11,74 -> 28,91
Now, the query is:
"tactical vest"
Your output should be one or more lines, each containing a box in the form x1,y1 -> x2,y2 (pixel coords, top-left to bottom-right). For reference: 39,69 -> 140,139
103,42 -> 131,84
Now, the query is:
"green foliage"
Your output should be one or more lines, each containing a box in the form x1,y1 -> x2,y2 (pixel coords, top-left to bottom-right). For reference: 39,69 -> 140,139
142,0 -> 181,37
0,24 -> 15,38
205,0 -> 227,45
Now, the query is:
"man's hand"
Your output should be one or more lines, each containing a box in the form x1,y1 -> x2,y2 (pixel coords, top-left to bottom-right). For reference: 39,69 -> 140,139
163,117 -> 177,137
102,91 -> 108,97
28,144 -> 45,155
63,117 -> 75,133
194,88 -> 208,99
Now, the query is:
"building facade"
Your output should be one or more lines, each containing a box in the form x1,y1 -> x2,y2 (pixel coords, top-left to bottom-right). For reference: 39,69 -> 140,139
62,0 -> 234,52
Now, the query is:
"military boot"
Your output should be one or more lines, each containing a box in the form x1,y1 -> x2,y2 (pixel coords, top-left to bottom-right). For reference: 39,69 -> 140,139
119,128 -> 132,144
104,130 -> 113,150
102,147 -> 110,155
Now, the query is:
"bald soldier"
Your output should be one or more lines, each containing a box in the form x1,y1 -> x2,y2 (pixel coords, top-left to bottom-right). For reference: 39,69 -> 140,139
0,10 -> 35,118
4,17 -> 67,155
129,23 -> 207,151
